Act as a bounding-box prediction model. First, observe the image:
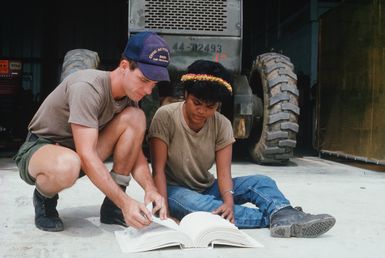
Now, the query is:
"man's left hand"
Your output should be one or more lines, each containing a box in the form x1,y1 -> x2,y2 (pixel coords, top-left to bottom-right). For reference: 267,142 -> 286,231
144,189 -> 167,220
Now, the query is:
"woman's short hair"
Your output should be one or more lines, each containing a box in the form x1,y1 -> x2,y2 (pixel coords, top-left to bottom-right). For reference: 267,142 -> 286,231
182,60 -> 233,103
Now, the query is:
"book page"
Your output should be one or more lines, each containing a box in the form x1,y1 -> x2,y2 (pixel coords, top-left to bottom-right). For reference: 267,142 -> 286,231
145,203 -> 180,231
179,211 -> 236,241
152,215 -> 179,231
178,211 -> 263,248
115,223 -> 193,253
209,230 -> 263,248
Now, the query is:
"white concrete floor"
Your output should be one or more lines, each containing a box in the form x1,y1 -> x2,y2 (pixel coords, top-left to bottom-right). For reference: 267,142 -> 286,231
1,156 -> 385,258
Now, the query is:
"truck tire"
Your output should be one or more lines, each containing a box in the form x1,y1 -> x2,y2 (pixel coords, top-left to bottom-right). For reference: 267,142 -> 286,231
60,49 -> 100,82
248,52 -> 300,164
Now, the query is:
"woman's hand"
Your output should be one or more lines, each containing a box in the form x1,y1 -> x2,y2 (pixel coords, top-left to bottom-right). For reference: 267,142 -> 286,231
212,202 -> 234,224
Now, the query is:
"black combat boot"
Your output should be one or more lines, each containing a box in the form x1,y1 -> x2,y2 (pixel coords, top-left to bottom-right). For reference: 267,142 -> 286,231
270,206 -> 336,238
33,189 -> 64,232
100,185 -> 127,227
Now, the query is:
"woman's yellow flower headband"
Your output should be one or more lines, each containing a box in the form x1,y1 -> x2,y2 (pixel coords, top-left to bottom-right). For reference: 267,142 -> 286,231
181,73 -> 232,94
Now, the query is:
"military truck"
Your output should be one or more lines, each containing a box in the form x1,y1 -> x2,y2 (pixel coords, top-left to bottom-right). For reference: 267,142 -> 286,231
60,0 -> 299,164
128,0 -> 299,164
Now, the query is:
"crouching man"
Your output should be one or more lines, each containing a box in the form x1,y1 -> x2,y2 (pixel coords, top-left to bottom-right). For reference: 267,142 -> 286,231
14,32 -> 169,231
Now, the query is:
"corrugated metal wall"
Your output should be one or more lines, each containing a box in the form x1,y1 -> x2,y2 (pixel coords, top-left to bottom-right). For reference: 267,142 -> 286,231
1,1 -> 127,102
243,0 -> 311,75
317,0 -> 385,164
0,1 -> 128,145
1,3 -> 43,99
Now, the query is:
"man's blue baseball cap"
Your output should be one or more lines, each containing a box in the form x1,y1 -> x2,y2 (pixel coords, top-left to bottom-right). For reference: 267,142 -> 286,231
123,32 -> 170,82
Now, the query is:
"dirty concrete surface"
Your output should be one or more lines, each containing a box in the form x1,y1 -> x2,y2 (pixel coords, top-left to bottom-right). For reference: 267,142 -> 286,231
1,156 -> 385,258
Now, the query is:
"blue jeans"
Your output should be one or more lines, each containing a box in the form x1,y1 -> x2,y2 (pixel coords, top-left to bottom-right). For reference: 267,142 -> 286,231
167,175 -> 291,229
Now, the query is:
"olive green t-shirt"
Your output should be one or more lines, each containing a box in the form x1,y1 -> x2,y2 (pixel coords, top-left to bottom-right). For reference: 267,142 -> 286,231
148,102 -> 235,192
28,69 -> 135,149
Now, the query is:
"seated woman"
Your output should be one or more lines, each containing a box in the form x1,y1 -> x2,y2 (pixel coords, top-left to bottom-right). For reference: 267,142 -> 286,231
148,60 -> 335,238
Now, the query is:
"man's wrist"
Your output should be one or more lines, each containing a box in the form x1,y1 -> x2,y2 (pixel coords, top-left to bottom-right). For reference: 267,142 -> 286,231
144,185 -> 158,194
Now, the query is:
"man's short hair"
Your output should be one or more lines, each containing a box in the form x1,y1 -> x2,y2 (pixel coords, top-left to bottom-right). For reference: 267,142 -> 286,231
121,57 -> 138,71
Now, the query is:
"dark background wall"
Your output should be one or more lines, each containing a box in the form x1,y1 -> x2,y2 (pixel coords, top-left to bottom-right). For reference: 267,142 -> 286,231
1,0 -> 128,149
1,1 -> 127,99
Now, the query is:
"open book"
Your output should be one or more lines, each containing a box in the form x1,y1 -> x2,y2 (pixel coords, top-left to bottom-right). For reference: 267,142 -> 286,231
115,211 -> 263,253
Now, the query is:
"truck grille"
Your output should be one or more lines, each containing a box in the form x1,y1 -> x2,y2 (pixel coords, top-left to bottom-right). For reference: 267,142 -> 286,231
144,0 -> 227,32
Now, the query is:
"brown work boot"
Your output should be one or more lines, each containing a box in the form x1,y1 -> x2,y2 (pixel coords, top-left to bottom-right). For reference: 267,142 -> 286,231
270,206 -> 336,238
